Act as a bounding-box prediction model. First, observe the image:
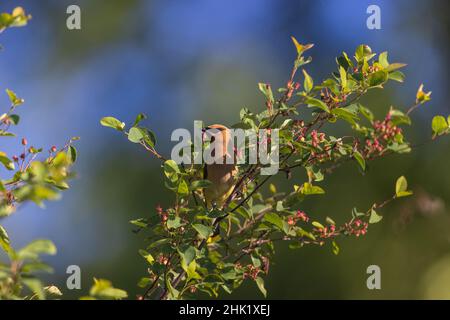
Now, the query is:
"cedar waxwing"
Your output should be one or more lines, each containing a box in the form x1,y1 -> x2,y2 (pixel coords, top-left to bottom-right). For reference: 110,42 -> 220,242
203,124 -> 238,208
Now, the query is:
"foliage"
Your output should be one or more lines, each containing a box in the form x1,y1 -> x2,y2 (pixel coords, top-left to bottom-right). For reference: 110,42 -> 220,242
0,7 -> 78,300
80,278 -> 128,300
102,37 -> 448,300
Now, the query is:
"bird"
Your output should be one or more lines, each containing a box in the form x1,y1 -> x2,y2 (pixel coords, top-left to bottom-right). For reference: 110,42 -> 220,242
202,124 -> 238,209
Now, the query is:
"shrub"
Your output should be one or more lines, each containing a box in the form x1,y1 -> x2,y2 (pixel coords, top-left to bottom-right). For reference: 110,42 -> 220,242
102,37 -> 448,300
0,8 -> 80,299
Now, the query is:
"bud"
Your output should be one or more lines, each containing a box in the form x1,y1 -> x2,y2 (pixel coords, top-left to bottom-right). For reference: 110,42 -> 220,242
21,138 -> 27,146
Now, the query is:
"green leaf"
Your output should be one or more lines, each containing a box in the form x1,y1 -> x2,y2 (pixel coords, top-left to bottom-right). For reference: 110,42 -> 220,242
352,207 -> 366,218
291,36 -> 314,56
89,278 -> 128,300
133,113 -> 147,127
301,182 -> 325,195
138,249 -> 155,264
389,109 -> 411,126
331,108 -> 358,125
395,176 -> 413,198
353,151 -> 365,171
18,239 -> 57,260
385,63 -> 407,72
302,69 -> 313,93
141,127 -> 157,148
21,262 -> 54,274
339,66 -> 347,90
275,201 -> 284,212
128,127 -> 144,143
388,71 -> 405,83
332,240 -> 340,255
369,209 -> 383,224
165,276 -> 180,299
258,83 -> 274,103
22,277 -> 45,300
431,115 -> 448,136
269,183 -> 277,194
9,114 -> 20,125
387,142 -> 411,154
280,119 -> 293,129
378,51 -> 389,68
305,96 -> 330,113
137,277 -> 152,288
368,70 -> 388,87
358,104 -> 374,122
264,212 -> 285,232
100,116 -> 125,131
355,44 -> 374,62
190,179 -> 212,190
0,225 -> 12,254
147,238 -> 170,249
166,216 -> 182,229
180,246 -> 196,268
163,160 -> 180,183
192,224 -> 213,239
416,84 -> 432,104
312,221 -> 325,229
186,260 -> 201,280
130,218 -> 148,228
295,227 -> 316,241
396,176 -> 407,194
336,52 -> 353,70
67,146 -> 77,163
6,89 -> 24,106
0,153 -> 15,170
177,179 -> 189,196
255,277 -> 267,298
326,217 -> 336,225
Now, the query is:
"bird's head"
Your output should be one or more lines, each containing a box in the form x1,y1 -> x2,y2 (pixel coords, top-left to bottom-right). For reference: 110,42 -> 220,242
203,124 -> 233,160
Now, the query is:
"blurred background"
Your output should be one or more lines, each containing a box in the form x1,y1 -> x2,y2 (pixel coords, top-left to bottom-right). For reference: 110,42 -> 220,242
0,0 -> 449,299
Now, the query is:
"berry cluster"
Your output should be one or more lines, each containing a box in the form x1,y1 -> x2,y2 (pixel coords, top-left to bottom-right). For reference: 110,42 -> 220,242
344,219 -> 368,237
320,88 -> 346,108
157,254 -> 169,266
156,204 -> 168,223
352,60 -> 381,78
11,137 -> 58,169
285,80 -> 300,101
311,130 -> 326,148
364,113 -> 402,157
309,131 -> 343,163
314,224 -> 337,239
241,264 -> 262,280
293,123 -> 327,150
287,210 -> 310,226
292,120 -> 307,141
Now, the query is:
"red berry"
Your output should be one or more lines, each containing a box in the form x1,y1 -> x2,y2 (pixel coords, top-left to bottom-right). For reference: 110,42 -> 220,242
287,217 -> 295,226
